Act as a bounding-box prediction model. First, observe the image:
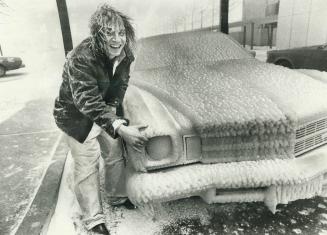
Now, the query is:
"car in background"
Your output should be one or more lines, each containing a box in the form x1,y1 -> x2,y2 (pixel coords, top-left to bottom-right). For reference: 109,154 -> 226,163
266,43 -> 327,71
0,56 -> 25,77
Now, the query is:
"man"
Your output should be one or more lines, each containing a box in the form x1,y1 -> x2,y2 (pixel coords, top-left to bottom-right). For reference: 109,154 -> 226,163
53,4 -> 147,235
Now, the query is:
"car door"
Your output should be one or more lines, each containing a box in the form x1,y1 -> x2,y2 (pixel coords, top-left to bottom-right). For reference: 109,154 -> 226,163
307,45 -> 327,71
287,47 -> 314,69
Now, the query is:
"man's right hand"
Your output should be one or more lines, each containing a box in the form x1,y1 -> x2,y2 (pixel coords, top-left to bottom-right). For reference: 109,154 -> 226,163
117,124 -> 148,152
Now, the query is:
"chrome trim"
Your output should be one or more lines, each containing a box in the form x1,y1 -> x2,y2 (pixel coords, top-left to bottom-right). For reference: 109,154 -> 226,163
295,117 -> 327,156
183,134 -> 202,163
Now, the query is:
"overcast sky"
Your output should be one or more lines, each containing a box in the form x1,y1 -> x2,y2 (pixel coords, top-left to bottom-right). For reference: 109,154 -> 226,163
0,0 -> 242,56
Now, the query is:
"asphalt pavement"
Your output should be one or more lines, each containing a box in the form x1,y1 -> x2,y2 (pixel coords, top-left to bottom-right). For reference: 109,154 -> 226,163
0,51 -> 64,234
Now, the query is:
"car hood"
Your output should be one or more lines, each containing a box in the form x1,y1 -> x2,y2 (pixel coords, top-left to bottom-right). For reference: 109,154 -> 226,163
125,59 -> 327,163
131,59 -> 327,134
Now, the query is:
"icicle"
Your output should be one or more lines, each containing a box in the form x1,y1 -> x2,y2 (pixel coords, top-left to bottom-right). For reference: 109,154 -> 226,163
264,186 -> 277,214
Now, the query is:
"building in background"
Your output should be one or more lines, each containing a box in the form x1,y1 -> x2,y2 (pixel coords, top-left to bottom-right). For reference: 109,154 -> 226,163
276,0 -> 327,49
241,0 -> 279,47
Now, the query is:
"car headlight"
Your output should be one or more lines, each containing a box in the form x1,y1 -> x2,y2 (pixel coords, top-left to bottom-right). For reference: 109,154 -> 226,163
145,136 -> 172,160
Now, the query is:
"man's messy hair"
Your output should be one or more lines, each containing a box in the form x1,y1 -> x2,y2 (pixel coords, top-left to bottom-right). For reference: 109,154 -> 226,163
89,3 -> 136,53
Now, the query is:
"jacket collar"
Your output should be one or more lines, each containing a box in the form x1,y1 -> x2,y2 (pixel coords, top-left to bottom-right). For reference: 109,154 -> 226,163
123,46 -> 135,62
115,48 -> 126,65
113,46 -> 135,65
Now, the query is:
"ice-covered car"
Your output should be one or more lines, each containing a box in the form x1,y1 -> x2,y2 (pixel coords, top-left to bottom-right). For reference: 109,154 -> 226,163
266,43 -> 327,71
122,31 -> 327,213
0,56 -> 25,77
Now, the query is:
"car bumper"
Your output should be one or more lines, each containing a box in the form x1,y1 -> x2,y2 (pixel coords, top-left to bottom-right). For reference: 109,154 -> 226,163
126,144 -> 327,213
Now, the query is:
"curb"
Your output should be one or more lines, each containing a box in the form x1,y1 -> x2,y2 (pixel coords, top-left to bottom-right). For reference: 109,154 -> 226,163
14,133 -> 69,235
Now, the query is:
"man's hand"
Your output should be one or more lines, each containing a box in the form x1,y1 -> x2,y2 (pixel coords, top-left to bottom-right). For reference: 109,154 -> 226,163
117,124 -> 148,152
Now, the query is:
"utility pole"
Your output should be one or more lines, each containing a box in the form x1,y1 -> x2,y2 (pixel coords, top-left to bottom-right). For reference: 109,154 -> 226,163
243,25 -> 246,47
0,44 -> 3,56
220,0 -> 229,34
268,24 -> 273,49
56,0 -> 73,56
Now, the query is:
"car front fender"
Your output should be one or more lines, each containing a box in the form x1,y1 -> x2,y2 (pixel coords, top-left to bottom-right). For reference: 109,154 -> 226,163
123,85 -> 194,171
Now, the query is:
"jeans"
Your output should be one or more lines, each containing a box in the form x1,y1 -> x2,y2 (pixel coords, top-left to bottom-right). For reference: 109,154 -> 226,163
66,123 -> 126,230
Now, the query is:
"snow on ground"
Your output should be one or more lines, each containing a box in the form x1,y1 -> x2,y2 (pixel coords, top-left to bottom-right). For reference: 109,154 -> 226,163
48,154 -> 212,235
296,69 -> 327,84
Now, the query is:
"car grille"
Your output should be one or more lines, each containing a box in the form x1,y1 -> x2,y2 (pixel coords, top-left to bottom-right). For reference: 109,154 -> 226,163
295,117 -> 327,156
296,118 -> 327,139
183,118 -> 327,164
182,117 -> 327,164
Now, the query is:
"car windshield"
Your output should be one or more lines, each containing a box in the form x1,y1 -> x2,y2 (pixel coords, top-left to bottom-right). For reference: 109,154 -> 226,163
135,31 -> 252,70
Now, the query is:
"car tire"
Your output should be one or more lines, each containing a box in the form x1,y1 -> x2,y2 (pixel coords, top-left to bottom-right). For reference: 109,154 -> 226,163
0,65 -> 6,77
275,60 -> 293,69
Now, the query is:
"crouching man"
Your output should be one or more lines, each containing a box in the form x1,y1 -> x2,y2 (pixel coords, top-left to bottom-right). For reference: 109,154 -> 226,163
53,4 -> 147,235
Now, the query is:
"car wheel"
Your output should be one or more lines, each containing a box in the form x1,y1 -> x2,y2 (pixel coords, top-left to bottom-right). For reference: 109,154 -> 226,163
275,60 -> 293,69
0,65 -> 6,77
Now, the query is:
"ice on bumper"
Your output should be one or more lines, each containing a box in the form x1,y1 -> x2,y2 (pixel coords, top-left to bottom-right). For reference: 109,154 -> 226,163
126,146 -> 327,213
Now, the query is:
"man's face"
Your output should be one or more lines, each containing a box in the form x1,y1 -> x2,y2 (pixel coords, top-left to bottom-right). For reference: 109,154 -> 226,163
102,19 -> 126,59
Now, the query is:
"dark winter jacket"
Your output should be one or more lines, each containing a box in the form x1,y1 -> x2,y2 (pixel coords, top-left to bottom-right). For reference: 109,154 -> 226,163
53,37 -> 134,143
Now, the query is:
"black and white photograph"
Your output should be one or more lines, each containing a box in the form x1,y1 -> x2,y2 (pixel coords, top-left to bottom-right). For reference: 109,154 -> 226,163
1,0 -> 327,234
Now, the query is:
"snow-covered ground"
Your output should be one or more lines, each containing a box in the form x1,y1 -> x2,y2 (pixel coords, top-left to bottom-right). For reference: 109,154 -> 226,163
48,154 -> 214,235
296,69 -> 327,84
